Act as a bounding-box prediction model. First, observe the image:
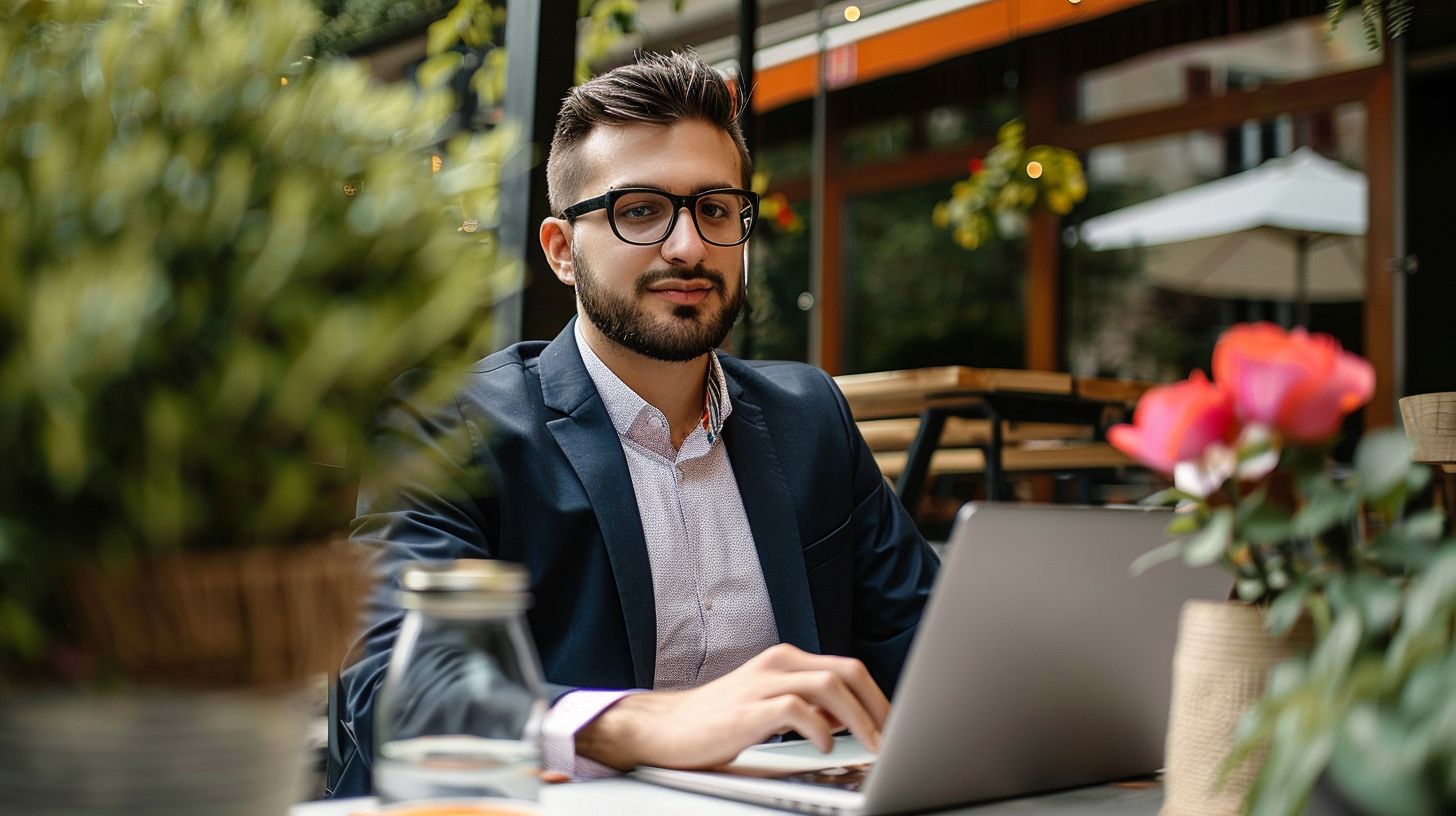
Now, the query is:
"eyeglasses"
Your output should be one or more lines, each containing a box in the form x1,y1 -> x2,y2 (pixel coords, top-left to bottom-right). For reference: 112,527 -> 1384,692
562,187 -> 760,247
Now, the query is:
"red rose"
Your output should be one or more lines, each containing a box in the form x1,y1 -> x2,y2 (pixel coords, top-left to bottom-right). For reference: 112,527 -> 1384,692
1212,322 -> 1374,443
1108,370 -> 1237,474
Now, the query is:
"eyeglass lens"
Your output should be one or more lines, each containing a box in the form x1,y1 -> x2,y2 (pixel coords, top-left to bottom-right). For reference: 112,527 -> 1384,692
610,191 -> 754,246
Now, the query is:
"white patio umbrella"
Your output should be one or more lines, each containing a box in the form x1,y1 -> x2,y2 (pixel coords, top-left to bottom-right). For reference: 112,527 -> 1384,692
1079,147 -> 1367,326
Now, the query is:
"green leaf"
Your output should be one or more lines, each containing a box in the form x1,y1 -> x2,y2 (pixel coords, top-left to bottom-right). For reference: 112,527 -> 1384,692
1329,704 -> 1434,816
1365,527 -> 1437,572
1140,487 -> 1195,507
1167,512 -> 1203,535
1311,607 -> 1363,678
1237,577 -> 1267,602
1292,484 -> 1359,538
1243,504 -> 1294,545
1267,578 -> 1312,635
1131,538 -> 1184,576
416,51 -> 463,90
1183,507 -> 1234,567
1354,428 -> 1414,500
1405,463 -> 1431,495
1404,508 -> 1446,542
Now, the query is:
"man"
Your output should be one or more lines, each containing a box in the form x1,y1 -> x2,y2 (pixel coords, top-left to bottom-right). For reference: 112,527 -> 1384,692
328,51 -> 938,796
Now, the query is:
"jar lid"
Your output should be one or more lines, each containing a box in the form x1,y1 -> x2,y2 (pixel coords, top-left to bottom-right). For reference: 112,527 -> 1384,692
399,559 -> 528,594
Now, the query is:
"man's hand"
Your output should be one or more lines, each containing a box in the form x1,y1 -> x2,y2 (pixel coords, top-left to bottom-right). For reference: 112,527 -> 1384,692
574,644 -> 889,771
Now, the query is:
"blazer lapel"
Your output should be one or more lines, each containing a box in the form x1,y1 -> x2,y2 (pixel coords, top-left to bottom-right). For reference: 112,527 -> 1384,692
723,375 -> 821,654
540,322 -> 657,689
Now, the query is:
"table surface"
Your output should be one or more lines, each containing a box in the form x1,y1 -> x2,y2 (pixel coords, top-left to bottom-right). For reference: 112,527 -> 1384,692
292,778 -> 1164,816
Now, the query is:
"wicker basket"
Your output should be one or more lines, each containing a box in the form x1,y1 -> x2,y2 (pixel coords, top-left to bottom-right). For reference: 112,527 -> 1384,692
68,541 -> 371,688
1159,600 -> 1314,816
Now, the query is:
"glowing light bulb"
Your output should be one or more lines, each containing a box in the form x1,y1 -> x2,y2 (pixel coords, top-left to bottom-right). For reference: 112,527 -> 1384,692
1026,161 -> 1044,179
844,5 -> 860,21
280,77 -> 288,85
431,155 -> 442,173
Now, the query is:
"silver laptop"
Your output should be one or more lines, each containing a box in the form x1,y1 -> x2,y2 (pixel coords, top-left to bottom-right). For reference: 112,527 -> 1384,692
632,503 -> 1231,814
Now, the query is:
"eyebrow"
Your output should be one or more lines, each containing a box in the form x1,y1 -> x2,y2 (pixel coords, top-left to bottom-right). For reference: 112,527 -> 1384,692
611,182 -> 742,194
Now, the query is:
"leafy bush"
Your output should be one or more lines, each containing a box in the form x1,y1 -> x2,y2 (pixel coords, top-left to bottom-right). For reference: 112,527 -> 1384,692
0,0 -> 507,668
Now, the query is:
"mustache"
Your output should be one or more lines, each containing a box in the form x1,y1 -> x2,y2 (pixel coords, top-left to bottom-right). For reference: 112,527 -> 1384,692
635,266 -> 727,295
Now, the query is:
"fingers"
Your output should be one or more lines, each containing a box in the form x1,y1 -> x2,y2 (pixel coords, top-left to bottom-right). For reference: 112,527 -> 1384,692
755,646 -> 891,731
764,670 -> 882,753
754,695 -> 837,753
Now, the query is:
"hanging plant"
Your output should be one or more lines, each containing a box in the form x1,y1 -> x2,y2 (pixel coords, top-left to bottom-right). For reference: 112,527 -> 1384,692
752,171 -> 805,236
933,119 -> 1086,251
1326,0 -> 1414,50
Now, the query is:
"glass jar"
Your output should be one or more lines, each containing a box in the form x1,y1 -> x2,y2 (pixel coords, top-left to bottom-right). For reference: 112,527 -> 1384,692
373,559 -> 548,805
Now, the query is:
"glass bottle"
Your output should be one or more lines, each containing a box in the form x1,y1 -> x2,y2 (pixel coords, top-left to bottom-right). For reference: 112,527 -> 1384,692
373,559 -> 547,805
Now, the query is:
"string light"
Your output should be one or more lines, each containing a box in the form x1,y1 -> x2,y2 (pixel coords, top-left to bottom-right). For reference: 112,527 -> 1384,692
843,5 -> 861,21
1026,161 -> 1044,179
343,184 -> 357,196
280,77 -> 288,85
431,155 -> 442,173
459,219 -> 479,233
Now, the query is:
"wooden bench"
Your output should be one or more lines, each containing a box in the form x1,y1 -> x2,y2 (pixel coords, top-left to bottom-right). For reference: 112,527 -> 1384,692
832,366 -> 1153,510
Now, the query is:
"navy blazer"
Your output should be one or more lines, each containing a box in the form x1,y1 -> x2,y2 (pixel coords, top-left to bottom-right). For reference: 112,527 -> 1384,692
328,320 -> 939,796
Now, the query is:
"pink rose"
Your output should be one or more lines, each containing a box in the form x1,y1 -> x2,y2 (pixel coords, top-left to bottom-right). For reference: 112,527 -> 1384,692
1212,323 -> 1375,443
1108,370 -> 1237,474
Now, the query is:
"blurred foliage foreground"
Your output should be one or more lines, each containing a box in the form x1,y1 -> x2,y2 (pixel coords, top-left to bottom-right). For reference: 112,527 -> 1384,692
0,0 -> 510,670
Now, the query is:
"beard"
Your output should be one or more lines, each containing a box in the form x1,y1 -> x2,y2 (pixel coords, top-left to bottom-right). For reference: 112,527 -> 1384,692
573,247 -> 744,363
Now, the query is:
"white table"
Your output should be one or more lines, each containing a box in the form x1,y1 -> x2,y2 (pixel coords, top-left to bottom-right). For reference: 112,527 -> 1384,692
292,778 -> 1164,816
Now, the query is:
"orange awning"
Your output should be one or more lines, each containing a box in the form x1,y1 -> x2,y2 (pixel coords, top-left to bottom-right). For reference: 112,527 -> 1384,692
753,0 -> 1158,112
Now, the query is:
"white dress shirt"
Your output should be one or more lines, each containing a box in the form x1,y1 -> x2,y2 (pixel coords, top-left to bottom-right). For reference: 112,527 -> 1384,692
539,323 -> 780,777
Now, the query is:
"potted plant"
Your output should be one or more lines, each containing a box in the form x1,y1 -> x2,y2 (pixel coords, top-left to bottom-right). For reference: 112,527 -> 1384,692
0,0 -> 504,809
1107,322 -> 1450,816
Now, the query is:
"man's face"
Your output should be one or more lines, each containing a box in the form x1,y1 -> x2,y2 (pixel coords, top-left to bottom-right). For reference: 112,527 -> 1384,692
565,120 -> 746,363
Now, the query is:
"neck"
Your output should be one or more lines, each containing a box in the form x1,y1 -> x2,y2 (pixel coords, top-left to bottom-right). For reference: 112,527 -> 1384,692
578,316 -> 709,450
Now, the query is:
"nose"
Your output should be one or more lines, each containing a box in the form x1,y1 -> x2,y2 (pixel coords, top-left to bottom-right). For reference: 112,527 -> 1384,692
660,205 -> 708,268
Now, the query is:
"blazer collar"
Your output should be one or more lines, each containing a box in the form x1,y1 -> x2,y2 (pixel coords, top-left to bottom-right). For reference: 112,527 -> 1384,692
540,325 -> 822,682
540,318 -> 657,687
720,361 -> 820,654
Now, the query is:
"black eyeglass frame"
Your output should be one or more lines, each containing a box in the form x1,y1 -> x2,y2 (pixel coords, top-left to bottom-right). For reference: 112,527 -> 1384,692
561,187 -> 761,247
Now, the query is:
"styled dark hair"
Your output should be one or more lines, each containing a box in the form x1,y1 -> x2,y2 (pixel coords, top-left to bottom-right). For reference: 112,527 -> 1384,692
546,51 -> 752,216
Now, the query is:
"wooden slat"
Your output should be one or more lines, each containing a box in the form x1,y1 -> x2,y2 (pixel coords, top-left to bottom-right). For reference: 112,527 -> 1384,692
835,366 -> 1075,420
857,417 -> 1095,452
1048,67 -> 1380,153
1073,377 -> 1156,405
874,442 -> 1135,479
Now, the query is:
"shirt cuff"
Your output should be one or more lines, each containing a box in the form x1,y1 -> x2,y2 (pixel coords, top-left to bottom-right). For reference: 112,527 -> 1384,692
541,689 -> 640,780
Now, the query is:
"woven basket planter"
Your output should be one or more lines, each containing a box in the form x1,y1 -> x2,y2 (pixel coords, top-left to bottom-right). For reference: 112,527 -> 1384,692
0,542 -> 371,815
68,541 -> 370,687
1159,600 -> 1314,816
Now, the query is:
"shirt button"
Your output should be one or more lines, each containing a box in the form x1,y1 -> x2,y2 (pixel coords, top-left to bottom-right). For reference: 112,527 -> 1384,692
676,465 -> 685,480
704,597 -> 714,611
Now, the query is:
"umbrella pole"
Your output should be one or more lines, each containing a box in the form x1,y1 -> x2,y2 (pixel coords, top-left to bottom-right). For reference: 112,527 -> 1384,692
1295,234 -> 1311,327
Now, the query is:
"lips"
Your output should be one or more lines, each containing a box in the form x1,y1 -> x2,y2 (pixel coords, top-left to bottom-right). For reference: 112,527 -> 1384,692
646,280 -> 715,306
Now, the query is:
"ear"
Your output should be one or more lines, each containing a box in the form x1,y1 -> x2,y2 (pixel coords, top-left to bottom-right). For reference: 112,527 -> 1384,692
540,217 -> 575,285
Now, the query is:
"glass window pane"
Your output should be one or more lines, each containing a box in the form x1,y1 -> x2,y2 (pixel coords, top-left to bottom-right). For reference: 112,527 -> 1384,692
1065,107 -> 1366,383
742,200 -> 811,362
845,180 -> 1024,374
1078,15 -> 1380,124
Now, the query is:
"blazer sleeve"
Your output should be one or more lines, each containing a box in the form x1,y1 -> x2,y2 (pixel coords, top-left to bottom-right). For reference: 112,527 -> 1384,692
330,371 -> 580,797
824,370 -> 941,698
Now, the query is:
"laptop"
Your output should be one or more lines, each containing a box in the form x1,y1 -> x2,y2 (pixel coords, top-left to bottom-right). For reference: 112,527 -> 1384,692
631,503 -> 1232,815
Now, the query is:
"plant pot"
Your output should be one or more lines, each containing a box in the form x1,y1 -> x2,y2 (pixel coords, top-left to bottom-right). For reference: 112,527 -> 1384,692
68,542 -> 370,687
1159,600 -> 1314,816
0,687 -> 312,815
0,542 -> 372,813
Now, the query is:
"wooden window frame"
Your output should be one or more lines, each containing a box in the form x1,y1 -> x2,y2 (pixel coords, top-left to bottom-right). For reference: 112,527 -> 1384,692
775,59 -> 1394,429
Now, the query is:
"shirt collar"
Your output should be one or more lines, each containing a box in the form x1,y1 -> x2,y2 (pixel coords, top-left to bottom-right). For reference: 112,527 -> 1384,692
574,319 -> 732,443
